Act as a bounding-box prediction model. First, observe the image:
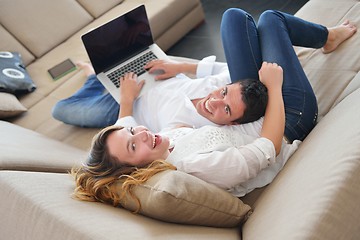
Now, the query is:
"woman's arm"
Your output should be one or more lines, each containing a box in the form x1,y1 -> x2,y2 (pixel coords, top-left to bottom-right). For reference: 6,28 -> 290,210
258,62 -> 285,155
170,136 -> 276,190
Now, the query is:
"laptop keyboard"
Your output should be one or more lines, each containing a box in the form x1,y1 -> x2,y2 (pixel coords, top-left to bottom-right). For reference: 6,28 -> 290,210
107,51 -> 158,88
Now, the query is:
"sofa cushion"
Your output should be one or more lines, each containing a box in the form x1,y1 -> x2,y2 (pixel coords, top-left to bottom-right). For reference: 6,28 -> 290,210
242,88 -> 360,240
0,25 -> 35,66
137,0 -> 202,39
0,120 -> 86,172
0,93 -> 27,119
77,0 -> 125,18
120,170 -> 251,227
0,171 -> 240,240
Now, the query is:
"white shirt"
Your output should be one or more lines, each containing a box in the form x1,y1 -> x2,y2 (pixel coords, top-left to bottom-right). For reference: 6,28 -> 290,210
164,119 -> 301,197
115,56 -> 230,132
116,115 -> 300,197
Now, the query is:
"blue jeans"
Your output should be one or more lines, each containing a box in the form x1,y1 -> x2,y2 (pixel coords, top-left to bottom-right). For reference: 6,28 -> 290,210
221,9 -> 327,141
52,75 -> 119,128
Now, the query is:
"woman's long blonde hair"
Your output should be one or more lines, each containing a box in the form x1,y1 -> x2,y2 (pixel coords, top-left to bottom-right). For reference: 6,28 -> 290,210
71,125 -> 175,212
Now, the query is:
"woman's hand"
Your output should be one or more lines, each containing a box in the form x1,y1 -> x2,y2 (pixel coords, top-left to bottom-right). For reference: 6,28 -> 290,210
118,72 -> 145,118
258,62 -> 283,91
145,59 -> 197,80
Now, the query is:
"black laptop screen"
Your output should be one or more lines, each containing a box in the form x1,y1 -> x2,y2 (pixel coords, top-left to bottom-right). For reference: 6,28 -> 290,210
82,5 -> 154,74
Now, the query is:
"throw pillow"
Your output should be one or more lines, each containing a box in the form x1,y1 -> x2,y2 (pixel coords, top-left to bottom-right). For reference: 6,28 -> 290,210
0,92 -> 27,119
119,170 -> 252,227
0,51 -> 36,94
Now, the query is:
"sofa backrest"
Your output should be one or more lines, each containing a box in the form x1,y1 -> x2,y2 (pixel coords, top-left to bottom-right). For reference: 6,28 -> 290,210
0,24 -> 35,65
77,0 -> 124,18
0,0 -> 124,65
294,0 -> 360,120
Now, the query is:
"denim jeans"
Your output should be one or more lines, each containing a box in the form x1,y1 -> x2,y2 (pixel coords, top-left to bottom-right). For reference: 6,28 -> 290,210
52,75 -> 119,128
221,9 -> 327,141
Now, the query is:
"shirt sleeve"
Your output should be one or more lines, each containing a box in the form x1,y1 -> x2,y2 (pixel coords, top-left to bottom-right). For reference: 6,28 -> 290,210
175,137 -> 276,189
114,116 -> 139,127
196,55 -> 229,78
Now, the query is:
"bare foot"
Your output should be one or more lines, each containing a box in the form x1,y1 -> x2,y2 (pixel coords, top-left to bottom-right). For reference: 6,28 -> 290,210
76,61 -> 95,76
322,20 -> 357,54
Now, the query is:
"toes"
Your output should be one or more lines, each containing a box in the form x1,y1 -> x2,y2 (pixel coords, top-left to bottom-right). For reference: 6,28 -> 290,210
342,20 -> 350,26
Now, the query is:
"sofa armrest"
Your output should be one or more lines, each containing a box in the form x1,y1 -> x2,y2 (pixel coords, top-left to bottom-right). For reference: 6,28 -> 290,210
0,120 -> 86,173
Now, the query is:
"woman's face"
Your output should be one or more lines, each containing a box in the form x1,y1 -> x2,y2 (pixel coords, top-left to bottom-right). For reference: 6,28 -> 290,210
106,126 -> 170,167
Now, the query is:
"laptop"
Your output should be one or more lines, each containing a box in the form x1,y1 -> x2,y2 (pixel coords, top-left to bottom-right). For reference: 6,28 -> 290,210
81,5 -> 169,103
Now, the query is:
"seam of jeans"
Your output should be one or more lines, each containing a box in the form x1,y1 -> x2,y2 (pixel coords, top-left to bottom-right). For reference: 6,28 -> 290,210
245,14 -> 260,72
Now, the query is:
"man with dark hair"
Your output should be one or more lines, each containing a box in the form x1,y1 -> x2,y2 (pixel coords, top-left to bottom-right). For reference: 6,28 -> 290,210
234,79 -> 268,124
53,57 -> 268,133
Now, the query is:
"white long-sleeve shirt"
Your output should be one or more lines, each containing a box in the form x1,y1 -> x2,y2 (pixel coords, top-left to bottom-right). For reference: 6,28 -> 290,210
117,116 -> 300,197
163,120 -> 300,197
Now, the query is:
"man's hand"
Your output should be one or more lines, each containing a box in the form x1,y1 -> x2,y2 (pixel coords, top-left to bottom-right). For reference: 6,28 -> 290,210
145,59 -> 197,80
119,72 -> 145,104
118,72 -> 145,118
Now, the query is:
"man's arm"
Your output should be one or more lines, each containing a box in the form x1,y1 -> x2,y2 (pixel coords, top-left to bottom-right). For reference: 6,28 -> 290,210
144,59 -> 197,80
118,72 -> 145,118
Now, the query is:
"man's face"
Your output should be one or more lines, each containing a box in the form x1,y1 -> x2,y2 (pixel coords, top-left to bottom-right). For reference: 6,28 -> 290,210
195,83 -> 246,125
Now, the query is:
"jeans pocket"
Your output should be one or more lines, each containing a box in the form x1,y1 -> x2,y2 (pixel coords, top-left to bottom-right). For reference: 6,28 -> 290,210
285,106 -> 317,141
285,107 -> 305,141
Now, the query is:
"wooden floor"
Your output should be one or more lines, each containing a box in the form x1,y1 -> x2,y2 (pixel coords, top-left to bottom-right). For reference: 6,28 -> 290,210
167,0 -> 309,62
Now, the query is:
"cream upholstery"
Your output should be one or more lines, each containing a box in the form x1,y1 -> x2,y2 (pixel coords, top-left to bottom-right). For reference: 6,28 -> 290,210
77,0 -> 125,18
0,25 -> 35,65
0,0 -> 360,239
0,171 -> 239,240
0,121 -> 86,172
0,0 -> 93,57
243,88 -> 360,240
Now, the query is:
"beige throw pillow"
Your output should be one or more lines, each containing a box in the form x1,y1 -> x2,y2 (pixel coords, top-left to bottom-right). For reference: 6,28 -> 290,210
0,92 -> 27,119
119,170 -> 252,228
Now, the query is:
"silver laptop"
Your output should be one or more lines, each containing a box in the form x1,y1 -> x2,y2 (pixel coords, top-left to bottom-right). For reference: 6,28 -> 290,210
81,5 -> 169,103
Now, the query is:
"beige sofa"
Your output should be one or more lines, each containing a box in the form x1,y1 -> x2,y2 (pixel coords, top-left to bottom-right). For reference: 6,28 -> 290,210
1,0 -> 360,239
0,0 -> 205,150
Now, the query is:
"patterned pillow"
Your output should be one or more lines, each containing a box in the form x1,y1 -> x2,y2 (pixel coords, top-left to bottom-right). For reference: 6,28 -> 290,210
0,51 -> 36,94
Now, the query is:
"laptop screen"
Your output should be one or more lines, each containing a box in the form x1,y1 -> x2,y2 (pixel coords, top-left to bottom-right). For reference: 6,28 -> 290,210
81,5 -> 154,74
